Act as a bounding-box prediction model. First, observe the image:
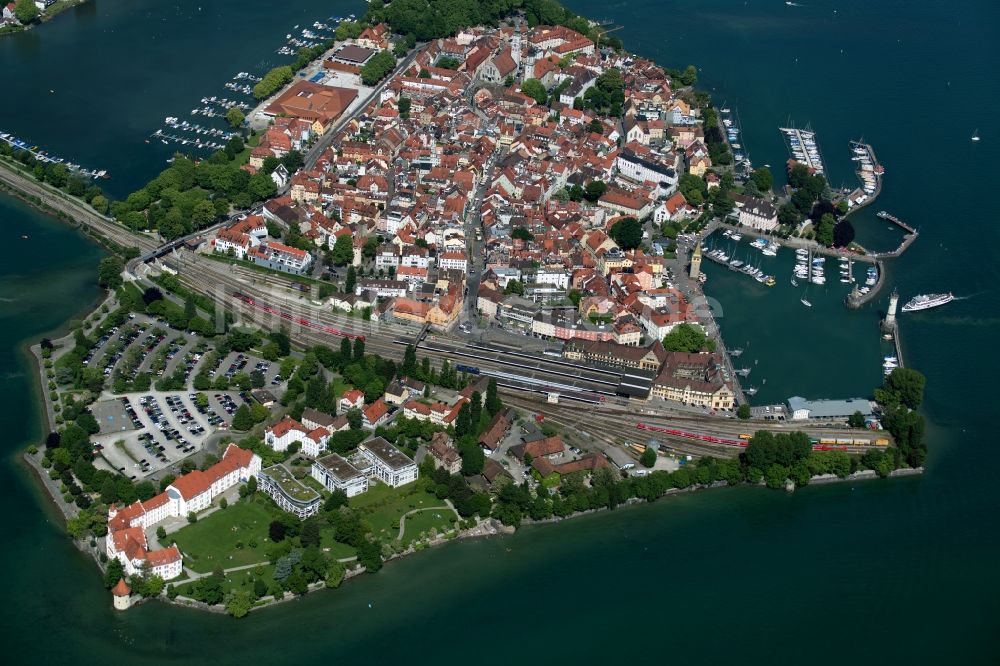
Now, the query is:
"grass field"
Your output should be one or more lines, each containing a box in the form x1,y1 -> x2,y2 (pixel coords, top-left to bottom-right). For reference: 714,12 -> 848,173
170,498 -> 278,573
400,508 -> 457,545
319,532 -> 358,561
350,481 -> 453,541
174,563 -> 277,598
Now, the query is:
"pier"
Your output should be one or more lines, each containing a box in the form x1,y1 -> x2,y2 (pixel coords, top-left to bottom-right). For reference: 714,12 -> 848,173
845,260 -> 886,309
870,211 -> 919,259
779,126 -> 825,175
716,222 -> 878,264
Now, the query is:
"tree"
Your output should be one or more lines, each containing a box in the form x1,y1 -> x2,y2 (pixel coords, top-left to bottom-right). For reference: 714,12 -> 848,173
520,79 -> 548,105
662,323 -> 714,353
737,404 -> 751,420
346,408 -> 363,430
833,219 -> 855,247
883,368 -> 926,410
679,64 -> 698,86
300,517 -> 322,548
485,378 -> 501,417
750,167 -> 773,194
226,590 -> 254,618
583,180 -> 607,202
398,97 -> 411,119
640,447 -> 657,468
13,0 -> 38,24
193,574 -> 224,605
269,520 -> 286,542
815,213 -> 836,247
104,559 -> 125,589
848,411 -> 866,428
345,265 -> 357,293
331,233 -> 354,266
609,217 -> 642,251
97,257 -> 124,290
232,404 -> 253,431
225,107 -> 245,129
511,226 -> 533,242
360,50 -> 397,86
503,279 -> 524,296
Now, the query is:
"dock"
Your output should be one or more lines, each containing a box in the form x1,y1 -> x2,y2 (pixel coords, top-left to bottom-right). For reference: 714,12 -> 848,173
842,140 -> 884,210
779,126 -> 825,175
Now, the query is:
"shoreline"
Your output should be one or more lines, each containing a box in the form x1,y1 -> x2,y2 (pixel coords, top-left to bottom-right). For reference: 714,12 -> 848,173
1,7 -> 931,618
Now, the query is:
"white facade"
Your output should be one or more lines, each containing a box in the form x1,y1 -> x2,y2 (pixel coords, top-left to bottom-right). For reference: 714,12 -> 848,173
311,454 -> 370,497
438,252 -> 468,273
358,438 -> 418,487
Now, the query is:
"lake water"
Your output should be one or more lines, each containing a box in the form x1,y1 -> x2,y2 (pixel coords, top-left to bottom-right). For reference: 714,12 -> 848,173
1,0 -> 998,663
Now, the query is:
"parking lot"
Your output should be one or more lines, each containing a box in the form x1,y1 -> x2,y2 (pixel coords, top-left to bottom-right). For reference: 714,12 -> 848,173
92,390 -> 247,480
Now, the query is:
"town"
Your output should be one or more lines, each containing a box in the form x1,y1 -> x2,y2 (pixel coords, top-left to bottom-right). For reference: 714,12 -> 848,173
15,4 -> 929,618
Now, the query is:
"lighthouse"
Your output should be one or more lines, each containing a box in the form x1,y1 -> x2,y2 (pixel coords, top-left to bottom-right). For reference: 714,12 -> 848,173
882,289 -> 899,333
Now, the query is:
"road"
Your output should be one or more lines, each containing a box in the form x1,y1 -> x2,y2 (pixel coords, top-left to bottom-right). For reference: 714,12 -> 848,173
462,145 -> 506,325
303,46 -> 423,172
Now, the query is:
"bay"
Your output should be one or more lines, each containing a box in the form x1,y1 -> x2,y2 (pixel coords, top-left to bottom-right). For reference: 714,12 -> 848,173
0,0 -> 998,663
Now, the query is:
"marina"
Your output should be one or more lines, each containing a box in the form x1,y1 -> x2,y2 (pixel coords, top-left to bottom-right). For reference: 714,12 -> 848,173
0,131 -> 108,179
146,14 -> 350,156
846,140 -> 884,207
779,125 -> 825,174
719,105 -> 752,174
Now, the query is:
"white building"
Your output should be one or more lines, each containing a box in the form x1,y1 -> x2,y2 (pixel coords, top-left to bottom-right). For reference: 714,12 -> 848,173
311,453 -> 369,497
358,437 -> 418,487
734,195 -> 779,231
264,417 -> 329,457
106,444 -> 260,580
437,251 -> 468,273
258,464 -> 322,519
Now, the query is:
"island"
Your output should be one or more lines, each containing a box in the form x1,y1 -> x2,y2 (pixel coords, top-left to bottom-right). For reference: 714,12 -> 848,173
6,0 -> 928,618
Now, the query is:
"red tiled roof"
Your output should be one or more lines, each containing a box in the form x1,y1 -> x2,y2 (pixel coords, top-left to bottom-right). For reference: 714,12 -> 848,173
112,578 -> 131,597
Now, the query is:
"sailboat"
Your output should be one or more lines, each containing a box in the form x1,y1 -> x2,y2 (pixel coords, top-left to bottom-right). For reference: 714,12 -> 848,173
800,288 -> 812,307
791,277 -> 798,286
971,129 -> 980,142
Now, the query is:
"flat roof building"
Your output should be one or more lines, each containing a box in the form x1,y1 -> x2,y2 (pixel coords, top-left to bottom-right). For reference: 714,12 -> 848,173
311,453 -> 369,497
332,45 -> 376,65
358,436 -> 418,488
258,464 -> 321,518
786,396 -> 874,421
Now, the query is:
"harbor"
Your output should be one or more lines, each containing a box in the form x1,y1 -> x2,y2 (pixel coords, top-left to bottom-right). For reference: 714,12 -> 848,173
145,14 -> 353,156
843,140 -> 884,209
780,125 -> 825,175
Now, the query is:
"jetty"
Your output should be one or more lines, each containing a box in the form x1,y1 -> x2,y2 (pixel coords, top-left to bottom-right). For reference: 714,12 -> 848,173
842,140 -> 884,211
870,211 -> 919,259
779,126 -> 825,175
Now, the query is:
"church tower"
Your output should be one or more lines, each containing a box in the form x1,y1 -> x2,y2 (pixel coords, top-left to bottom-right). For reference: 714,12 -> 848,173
689,243 -> 702,279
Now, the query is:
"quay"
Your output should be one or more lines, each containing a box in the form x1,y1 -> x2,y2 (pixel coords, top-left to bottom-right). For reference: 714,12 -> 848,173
845,259 -> 886,309
840,140 -> 884,212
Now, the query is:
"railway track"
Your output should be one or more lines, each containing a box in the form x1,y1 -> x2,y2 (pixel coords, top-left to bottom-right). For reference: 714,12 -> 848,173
0,162 -> 157,253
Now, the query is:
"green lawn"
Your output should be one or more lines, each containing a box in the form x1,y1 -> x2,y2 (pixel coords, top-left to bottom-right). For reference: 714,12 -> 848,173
174,563 -> 276,598
319,531 -> 358,561
350,481 -> 451,541
170,498 -> 279,573
400,508 -> 457,546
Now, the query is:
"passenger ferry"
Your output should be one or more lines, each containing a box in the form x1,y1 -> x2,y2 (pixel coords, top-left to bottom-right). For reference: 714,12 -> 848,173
902,293 -> 954,312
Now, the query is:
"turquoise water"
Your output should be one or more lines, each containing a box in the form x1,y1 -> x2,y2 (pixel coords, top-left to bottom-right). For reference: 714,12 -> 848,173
1,0 -> 998,663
